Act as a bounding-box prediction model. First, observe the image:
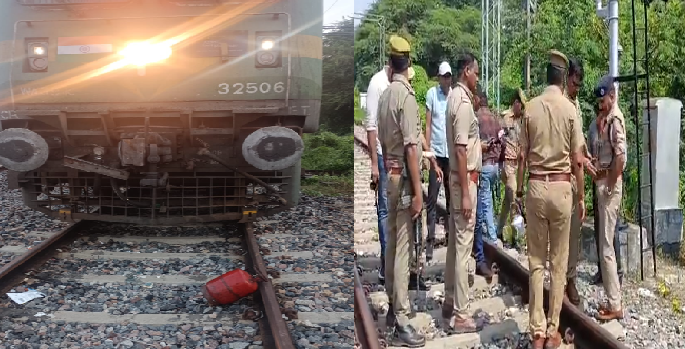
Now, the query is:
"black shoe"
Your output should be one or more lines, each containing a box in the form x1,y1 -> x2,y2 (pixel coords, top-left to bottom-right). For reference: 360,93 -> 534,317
468,274 -> 474,288
386,306 -> 396,328
475,263 -> 494,284
378,256 -> 385,285
426,240 -> 434,261
391,324 -> 426,348
591,271 -> 602,285
409,273 -> 429,291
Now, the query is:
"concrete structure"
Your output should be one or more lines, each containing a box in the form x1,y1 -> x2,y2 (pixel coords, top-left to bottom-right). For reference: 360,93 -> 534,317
640,98 -> 684,255
579,218 -> 653,278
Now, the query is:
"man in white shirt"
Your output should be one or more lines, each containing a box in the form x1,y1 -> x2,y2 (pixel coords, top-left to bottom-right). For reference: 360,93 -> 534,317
364,63 -> 391,284
425,62 -> 452,261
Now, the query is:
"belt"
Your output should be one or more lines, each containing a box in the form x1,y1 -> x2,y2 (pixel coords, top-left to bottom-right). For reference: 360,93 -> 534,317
451,170 -> 479,184
389,167 -> 403,175
483,159 -> 498,166
505,158 -> 518,164
528,173 -> 571,182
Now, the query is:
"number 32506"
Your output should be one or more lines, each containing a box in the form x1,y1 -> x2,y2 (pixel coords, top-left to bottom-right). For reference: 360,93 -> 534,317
218,82 -> 285,95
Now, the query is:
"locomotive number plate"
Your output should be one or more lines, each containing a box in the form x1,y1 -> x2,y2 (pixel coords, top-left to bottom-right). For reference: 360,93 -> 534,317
217,82 -> 285,95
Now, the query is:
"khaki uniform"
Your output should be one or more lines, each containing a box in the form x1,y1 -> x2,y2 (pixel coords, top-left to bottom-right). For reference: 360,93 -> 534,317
521,84 -> 584,336
444,82 -> 482,319
377,73 -> 423,327
497,108 -> 523,235
588,105 -> 626,311
566,97 -> 592,279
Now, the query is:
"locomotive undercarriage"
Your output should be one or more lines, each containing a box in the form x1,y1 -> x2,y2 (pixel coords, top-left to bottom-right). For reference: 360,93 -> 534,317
0,101 -> 309,225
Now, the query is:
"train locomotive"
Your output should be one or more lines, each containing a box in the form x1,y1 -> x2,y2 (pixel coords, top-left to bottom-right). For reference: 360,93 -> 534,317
0,0 -> 323,225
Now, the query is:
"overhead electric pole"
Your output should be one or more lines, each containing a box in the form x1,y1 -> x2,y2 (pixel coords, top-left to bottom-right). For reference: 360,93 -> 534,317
524,0 -> 537,95
482,0 -> 502,112
354,12 -> 386,70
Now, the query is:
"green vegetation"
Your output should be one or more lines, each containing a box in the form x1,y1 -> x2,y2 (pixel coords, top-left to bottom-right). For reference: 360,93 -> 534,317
355,0 -> 685,239
301,19 -> 353,196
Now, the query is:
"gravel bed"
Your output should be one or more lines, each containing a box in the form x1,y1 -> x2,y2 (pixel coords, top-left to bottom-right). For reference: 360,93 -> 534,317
278,281 -> 353,313
0,320 -> 261,349
574,262 -> 685,349
289,320 -> 355,349
80,223 -> 240,238
68,240 -> 242,254
36,256 -> 244,277
2,283 -> 250,316
0,171 -> 71,268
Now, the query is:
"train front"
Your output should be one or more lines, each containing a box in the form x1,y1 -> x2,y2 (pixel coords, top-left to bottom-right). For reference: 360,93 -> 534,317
0,0 -> 323,225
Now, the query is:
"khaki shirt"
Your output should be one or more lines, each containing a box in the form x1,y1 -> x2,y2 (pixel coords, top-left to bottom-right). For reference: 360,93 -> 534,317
377,73 -> 421,162
570,96 -> 592,159
520,85 -> 584,174
446,82 -> 482,177
500,108 -> 522,160
588,105 -> 627,170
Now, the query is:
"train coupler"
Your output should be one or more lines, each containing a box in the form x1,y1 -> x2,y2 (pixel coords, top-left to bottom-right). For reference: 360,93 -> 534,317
239,205 -> 258,223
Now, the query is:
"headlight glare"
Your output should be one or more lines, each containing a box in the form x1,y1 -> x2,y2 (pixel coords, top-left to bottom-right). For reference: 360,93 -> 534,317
119,42 -> 172,67
261,40 -> 274,50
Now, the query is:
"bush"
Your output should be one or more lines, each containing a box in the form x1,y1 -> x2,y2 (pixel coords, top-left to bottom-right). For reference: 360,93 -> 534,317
301,132 -> 354,175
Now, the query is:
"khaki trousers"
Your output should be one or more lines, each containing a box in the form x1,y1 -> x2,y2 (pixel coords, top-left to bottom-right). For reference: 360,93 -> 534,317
596,177 -> 623,310
567,177 -> 582,279
497,161 -> 518,236
526,179 -> 572,336
444,173 -> 477,319
385,173 -> 415,326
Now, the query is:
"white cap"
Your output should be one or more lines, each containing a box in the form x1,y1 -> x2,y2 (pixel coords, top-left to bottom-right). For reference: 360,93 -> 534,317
438,61 -> 452,76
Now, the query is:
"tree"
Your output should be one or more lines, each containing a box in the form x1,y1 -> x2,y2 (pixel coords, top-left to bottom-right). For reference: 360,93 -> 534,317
321,18 -> 354,134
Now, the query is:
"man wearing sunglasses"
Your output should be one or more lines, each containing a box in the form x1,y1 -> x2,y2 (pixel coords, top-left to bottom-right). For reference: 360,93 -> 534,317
586,75 -> 627,322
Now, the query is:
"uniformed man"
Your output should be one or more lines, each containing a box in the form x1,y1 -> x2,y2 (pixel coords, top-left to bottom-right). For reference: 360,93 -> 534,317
497,88 -> 527,240
376,35 -> 426,347
516,50 -> 586,349
564,57 -> 595,305
442,52 -> 483,334
587,74 -> 626,322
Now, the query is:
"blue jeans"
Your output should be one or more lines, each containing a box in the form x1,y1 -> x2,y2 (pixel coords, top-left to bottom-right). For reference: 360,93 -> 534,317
475,164 -> 499,264
376,153 -> 389,273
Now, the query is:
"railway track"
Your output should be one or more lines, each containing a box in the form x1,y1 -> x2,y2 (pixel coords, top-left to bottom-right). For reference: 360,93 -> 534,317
353,125 -> 627,349
0,201 -> 355,348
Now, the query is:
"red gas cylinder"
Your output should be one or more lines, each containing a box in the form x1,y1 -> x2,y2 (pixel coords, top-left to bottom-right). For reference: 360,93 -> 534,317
201,269 -> 260,306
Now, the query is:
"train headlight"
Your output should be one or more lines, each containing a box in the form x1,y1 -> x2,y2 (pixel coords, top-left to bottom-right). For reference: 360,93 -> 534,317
255,32 -> 281,68
26,40 -> 49,72
261,40 -> 274,50
119,42 -> 172,67
33,46 -> 46,56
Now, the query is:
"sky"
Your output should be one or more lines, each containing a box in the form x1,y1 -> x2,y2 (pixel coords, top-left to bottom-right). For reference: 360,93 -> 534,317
353,0 -> 375,26
323,0 -> 354,25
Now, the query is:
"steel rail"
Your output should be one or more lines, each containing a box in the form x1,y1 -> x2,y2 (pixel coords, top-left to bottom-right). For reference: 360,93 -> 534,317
354,132 -> 628,349
242,222 -> 296,349
0,220 -> 92,293
354,256 -> 381,349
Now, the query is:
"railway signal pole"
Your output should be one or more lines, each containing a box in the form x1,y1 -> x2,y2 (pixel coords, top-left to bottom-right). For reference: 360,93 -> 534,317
596,0 -> 620,97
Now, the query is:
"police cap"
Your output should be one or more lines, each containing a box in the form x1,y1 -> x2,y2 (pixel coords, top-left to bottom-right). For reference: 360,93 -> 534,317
389,36 -> 411,55
594,74 -> 616,98
549,50 -> 569,70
